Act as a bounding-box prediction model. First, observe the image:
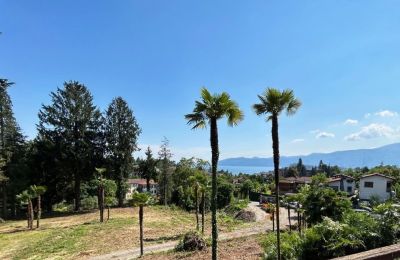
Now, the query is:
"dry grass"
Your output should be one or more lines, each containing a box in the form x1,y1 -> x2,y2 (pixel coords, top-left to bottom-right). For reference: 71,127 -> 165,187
0,206 -> 251,260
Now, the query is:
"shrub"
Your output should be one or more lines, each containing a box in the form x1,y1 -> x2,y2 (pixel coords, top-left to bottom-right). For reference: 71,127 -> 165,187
175,231 -> 206,252
53,200 -> 73,212
262,231 -> 302,260
224,199 -> 249,216
80,196 -> 98,210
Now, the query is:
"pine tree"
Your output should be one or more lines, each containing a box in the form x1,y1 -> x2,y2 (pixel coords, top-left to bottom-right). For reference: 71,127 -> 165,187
158,138 -> 173,206
0,79 -> 26,219
38,81 -> 103,211
139,147 -> 157,192
104,97 -> 141,207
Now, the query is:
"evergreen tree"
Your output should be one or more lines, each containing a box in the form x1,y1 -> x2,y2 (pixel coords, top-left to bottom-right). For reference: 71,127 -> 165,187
139,146 -> 157,192
0,79 -> 27,218
158,137 -> 173,206
38,81 -> 104,211
104,97 -> 141,206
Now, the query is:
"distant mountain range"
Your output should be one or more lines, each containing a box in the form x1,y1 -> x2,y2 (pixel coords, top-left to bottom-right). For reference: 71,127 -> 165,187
220,143 -> 400,168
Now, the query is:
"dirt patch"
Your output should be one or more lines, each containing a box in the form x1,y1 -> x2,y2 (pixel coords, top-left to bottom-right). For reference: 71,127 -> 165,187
143,234 -> 264,260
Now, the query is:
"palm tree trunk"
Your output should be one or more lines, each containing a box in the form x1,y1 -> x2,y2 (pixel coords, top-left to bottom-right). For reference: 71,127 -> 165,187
195,185 -> 199,231
99,185 -> 104,223
272,210 -> 275,231
271,115 -> 281,260
107,206 -> 110,221
146,178 -> 150,193
288,206 -> 291,232
74,174 -> 81,211
28,199 -> 34,229
139,205 -> 144,257
201,190 -> 205,235
37,195 -> 41,228
210,117 -> 219,260
297,206 -> 301,233
1,183 -> 6,219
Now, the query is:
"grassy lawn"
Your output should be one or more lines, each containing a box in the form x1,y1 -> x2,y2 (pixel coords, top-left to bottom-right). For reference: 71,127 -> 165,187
0,206 -> 252,259
142,233 -> 264,260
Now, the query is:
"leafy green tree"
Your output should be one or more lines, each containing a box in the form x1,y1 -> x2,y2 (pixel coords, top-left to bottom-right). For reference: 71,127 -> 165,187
300,185 -> 351,225
185,88 -> 243,260
240,179 -> 254,199
158,138 -> 173,206
105,97 -> 141,207
29,185 -> 47,228
103,179 -> 117,220
253,88 -> 301,260
131,192 -> 152,257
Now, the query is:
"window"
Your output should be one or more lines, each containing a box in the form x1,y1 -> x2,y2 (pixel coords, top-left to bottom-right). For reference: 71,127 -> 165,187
364,181 -> 373,188
347,186 -> 352,192
387,182 -> 392,192
346,179 -> 353,183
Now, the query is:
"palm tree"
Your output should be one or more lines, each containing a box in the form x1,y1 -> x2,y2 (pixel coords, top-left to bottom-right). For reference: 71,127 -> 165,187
29,185 -> 47,228
17,190 -> 34,229
185,87 -> 243,260
253,88 -> 301,260
131,192 -> 151,257
95,168 -> 106,223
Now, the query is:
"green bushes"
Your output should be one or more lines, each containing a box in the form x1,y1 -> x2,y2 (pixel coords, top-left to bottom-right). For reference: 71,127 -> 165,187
262,232 -> 302,260
262,211 -> 389,260
224,199 -> 249,216
80,196 -> 98,210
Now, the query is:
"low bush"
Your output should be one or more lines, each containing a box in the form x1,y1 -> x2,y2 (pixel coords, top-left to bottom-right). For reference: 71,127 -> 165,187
80,196 -> 98,210
224,199 -> 249,216
53,200 -> 73,212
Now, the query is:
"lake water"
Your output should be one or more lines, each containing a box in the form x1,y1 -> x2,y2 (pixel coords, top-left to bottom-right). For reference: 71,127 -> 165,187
218,165 -> 274,175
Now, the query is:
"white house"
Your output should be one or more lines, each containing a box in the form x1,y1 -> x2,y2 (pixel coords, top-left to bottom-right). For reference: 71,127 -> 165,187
125,179 -> 158,199
359,173 -> 394,202
327,174 -> 356,195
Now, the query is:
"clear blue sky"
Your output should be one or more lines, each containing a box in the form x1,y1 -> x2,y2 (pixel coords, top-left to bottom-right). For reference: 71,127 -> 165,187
1,1 -> 400,160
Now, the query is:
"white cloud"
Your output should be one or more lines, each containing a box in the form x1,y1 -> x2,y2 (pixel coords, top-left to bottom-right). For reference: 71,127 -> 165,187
291,138 -> 305,143
345,123 -> 397,141
344,119 -> 358,125
364,113 -> 371,118
374,110 -> 398,117
316,132 -> 335,139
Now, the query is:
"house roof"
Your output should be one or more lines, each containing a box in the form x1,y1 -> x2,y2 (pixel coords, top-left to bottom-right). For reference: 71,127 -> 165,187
327,178 -> 341,183
279,177 -> 312,184
127,179 -> 157,185
332,174 -> 355,180
360,173 -> 395,180
328,174 -> 355,183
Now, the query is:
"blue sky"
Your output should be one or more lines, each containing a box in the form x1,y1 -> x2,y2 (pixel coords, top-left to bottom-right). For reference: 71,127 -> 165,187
1,1 -> 400,160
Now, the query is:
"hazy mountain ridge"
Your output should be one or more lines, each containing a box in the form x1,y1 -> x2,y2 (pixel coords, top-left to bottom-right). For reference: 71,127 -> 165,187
220,143 -> 400,168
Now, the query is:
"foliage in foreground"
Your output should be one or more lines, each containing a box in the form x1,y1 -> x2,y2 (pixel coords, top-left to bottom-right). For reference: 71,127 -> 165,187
263,209 -> 398,260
